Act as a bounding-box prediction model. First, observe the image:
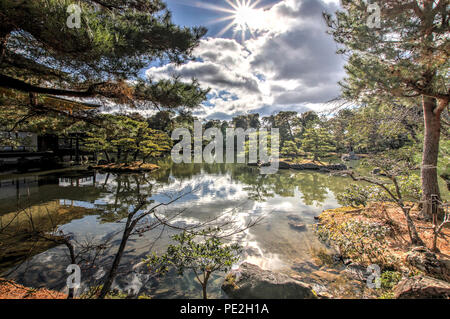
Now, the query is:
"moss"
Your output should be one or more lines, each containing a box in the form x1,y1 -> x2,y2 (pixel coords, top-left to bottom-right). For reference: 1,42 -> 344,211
80,286 -> 130,299
380,271 -> 402,290
378,291 -> 395,299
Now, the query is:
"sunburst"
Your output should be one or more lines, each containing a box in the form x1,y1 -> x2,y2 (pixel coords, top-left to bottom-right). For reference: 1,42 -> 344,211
191,0 -> 270,42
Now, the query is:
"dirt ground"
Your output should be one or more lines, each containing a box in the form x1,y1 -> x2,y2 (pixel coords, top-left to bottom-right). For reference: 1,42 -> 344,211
0,278 -> 67,299
320,202 -> 449,262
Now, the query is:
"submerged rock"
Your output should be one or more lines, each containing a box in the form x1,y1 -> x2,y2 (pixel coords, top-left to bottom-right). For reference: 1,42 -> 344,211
286,214 -> 302,222
288,221 -> 307,231
394,275 -> 450,299
222,262 -> 317,299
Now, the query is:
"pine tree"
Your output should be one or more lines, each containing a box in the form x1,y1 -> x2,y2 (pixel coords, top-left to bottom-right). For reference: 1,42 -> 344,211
325,0 -> 449,210
0,0 -> 208,121
301,126 -> 335,162
82,114 -> 172,163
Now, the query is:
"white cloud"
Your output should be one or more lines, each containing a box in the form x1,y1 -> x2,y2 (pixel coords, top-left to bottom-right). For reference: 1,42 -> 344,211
146,0 -> 344,120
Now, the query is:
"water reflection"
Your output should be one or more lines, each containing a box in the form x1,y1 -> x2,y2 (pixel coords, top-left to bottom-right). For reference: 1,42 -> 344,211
0,158 -> 356,298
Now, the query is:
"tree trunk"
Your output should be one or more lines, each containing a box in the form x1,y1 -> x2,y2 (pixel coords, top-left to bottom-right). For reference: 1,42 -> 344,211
117,147 -> 121,163
98,225 -> 131,299
64,240 -> 76,299
402,208 -> 424,246
420,96 -> 441,218
103,150 -> 110,163
432,230 -> 439,252
202,284 -> 207,299
0,30 -> 11,65
201,271 -> 211,299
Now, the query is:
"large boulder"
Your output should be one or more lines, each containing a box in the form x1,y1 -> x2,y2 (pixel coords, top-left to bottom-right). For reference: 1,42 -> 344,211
222,262 -> 317,299
394,275 -> 450,299
406,247 -> 450,281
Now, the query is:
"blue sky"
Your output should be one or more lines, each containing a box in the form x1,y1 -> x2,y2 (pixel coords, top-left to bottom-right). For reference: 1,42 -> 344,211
146,0 -> 344,120
166,0 -> 281,37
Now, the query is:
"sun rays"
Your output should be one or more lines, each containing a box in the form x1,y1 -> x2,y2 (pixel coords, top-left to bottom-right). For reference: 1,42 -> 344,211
192,0 -> 270,42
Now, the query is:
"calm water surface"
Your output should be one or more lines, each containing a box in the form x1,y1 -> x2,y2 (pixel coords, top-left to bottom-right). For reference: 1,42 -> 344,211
0,158 -> 360,298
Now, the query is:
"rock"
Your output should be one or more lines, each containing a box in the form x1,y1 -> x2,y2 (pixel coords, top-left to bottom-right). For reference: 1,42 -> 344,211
286,214 -> 303,222
406,247 -> 450,281
343,263 -> 368,282
288,221 -> 307,231
341,152 -> 360,161
291,261 -> 320,273
394,275 -> 450,299
332,254 -> 342,263
324,164 -> 348,171
278,161 -> 292,169
244,246 -> 261,257
342,258 -> 353,266
274,160 -> 347,171
371,168 -> 382,175
310,283 -> 333,299
311,270 -> 340,283
222,262 -> 317,299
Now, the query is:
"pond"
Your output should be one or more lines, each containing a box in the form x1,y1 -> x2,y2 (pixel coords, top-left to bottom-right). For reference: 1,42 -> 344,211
0,158 -> 363,298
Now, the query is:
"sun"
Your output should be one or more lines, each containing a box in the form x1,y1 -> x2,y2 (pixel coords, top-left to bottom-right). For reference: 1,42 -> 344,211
233,3 -> 261,31
190,0 -> 269,42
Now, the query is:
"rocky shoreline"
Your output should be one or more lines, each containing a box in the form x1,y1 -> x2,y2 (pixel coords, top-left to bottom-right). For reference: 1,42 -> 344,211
249,160 -> 347,172
313,204 -> 450,299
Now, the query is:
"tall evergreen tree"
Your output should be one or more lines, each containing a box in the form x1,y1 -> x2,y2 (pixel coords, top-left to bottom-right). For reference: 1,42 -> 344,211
325,0 -> 449,210
301,125 -> 335,162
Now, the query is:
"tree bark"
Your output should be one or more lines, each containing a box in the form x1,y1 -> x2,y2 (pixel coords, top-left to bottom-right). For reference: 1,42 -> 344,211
421,96 -> 442,218
133,150 -> 139,161
64,240 -> 77,299
402,208 -> 424,246
0,30 -> 11,65
202,271 -> 211,299
98,224 -> 131,299
103,150 -> 110,163
0,74 -> 99,98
